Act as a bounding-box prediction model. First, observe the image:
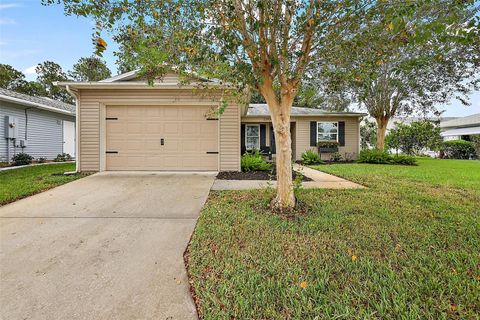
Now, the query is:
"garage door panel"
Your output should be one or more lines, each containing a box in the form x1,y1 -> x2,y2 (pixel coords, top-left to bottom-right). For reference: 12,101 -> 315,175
106,105 -> 218,171
201,140 -> 217,151
164,123 -> 180,134
146,123 -> 163,134
181,123 -> 198,134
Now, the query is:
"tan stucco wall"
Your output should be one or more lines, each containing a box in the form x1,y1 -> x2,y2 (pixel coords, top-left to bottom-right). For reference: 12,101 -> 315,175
77,88 -> 240,172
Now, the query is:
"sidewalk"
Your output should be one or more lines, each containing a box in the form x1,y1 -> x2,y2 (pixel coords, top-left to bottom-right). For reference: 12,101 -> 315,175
211,164 -> 364,190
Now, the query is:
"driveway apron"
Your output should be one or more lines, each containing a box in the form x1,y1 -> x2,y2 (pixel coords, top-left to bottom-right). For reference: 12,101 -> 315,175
0,172 -> 215,320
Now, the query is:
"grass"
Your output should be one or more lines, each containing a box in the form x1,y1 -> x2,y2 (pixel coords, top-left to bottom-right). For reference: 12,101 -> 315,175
0,163 -> 86,206
186,158 -> 480,319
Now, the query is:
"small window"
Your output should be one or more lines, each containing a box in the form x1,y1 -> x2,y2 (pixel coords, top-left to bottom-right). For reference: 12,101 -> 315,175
317,122 -> 338,142
245,124 -> 260,150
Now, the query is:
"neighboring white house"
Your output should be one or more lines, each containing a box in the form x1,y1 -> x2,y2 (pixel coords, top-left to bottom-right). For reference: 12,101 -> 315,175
440,113 -> 480,141
0,88 -> 76,162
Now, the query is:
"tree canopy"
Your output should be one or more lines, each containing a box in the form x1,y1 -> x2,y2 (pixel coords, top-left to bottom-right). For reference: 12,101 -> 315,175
69,56 -> 112,81
1,57 -> 112,104
315,1 -> 480,149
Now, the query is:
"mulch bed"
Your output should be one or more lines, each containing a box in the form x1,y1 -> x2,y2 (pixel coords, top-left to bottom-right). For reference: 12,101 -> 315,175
216,170 -> 313,181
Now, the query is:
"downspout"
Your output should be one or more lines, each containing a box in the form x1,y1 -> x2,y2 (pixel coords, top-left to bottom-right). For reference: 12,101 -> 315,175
65,85 -> 80,172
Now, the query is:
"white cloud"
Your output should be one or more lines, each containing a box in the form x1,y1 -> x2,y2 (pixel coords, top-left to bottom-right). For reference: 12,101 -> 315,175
0,4 -> 20,10
0,18 -> 15,25
23,65 -> 37,75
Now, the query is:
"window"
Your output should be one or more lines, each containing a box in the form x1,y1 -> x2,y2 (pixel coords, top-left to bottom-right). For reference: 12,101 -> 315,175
317,122 -> 338,142
245,124 -> 260,150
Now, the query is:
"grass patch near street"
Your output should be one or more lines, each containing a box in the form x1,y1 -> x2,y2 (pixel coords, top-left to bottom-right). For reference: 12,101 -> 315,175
0,163 -> 85,206
187,158 -> 480,319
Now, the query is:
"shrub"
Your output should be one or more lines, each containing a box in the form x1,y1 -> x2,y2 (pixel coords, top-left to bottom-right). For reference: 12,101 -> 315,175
241,150 -> 272,172
301,149 -> 323,165
330,152 -> 343,162
441,140 -> 476,159
11,153 -> 34,166
358,150 -> 417,165
470,135 -> 480,158
37,157 -> 47,163
357,149 -> 392,164
390,154 -> 417,165
54,153 -> 72,162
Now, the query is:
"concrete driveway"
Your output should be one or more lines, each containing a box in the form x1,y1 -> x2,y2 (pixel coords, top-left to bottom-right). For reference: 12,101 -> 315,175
0,172 -> 215,320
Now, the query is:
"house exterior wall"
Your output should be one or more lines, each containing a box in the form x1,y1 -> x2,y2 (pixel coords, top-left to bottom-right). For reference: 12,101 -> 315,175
241,115 -> 361,161
294,116 -> 360,161
77,88 -> 240,172
0,100 -> 75,162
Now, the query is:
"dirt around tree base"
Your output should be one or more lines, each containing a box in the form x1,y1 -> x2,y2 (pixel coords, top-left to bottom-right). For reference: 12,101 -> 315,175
216,170 -> 313,181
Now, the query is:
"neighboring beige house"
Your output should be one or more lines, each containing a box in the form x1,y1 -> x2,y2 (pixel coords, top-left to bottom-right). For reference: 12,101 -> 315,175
59,71 -> 364,172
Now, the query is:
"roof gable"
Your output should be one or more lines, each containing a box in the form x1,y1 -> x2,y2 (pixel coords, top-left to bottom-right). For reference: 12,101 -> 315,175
99,68 -> 215,85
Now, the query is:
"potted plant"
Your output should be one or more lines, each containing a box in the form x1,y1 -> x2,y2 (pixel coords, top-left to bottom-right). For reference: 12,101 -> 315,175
317,141 -> 339,153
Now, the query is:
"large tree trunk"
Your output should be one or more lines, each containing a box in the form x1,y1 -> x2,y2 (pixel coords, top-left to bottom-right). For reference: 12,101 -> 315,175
265,98 -> 295,211
271,112 -> 295,210
375,116 -> 389,150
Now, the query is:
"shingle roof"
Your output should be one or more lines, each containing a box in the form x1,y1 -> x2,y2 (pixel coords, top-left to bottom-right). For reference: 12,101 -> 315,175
440,113 -> 480,128
246,104 -> 366,117
0,87 -> 75,114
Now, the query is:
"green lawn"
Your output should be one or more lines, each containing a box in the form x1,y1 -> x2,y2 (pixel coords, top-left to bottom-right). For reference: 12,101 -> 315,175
0,163 -> 85,206
187,158 -> 480,319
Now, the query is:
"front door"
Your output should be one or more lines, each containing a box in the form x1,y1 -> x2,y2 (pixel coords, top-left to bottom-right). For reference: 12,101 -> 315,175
63,120 -> 75,158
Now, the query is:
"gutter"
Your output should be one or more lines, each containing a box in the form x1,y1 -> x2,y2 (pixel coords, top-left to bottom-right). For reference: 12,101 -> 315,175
0,95 -> 75,116
242,113 -> 367,118
55,81 -> 230,90
65,85 -> 80,173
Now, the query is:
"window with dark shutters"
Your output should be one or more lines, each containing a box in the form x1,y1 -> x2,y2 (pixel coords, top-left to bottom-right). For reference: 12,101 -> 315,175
241,124 -> 246,155
310,121 -> 317,146
338,121 -> 345,146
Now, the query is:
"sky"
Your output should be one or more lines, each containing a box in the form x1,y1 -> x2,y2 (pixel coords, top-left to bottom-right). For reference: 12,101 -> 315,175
0,0 -> 479,117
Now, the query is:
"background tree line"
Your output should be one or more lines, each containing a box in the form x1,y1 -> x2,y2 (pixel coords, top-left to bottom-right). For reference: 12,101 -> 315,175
0,56 -> 111,104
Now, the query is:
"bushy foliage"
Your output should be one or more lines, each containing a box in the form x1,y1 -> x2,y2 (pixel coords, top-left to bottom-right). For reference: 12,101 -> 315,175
241,150 -> 272,172
358,150 -> 392,164
358,150 -> 417,165
441,140 -> 476,159
330,152 -> 343,162
390,154 -> 418,165
11,153 -> 34,166
301,149 -> 323,165
54,153 -> 72,162
386,121 -> 443,155
471,135 -> 480,158
37,157 -> 47,163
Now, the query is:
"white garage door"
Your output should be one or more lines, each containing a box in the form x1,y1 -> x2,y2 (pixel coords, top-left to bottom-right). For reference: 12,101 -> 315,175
105,105 -> 218,171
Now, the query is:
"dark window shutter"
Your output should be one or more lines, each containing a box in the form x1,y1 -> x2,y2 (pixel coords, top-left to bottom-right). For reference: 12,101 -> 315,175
338,121 -> 345,146
310,121 -> 317,146
241,124 -> 246,155
270,126 -> 276,154
260,124 -> 266,149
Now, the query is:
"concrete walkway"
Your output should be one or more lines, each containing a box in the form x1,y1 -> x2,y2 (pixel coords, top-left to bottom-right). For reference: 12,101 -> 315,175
211,164 -> 364,190
0,172 -> 215,320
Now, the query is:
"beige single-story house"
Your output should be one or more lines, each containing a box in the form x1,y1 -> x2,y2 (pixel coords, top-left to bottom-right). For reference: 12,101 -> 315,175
59,71 -> 364,172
